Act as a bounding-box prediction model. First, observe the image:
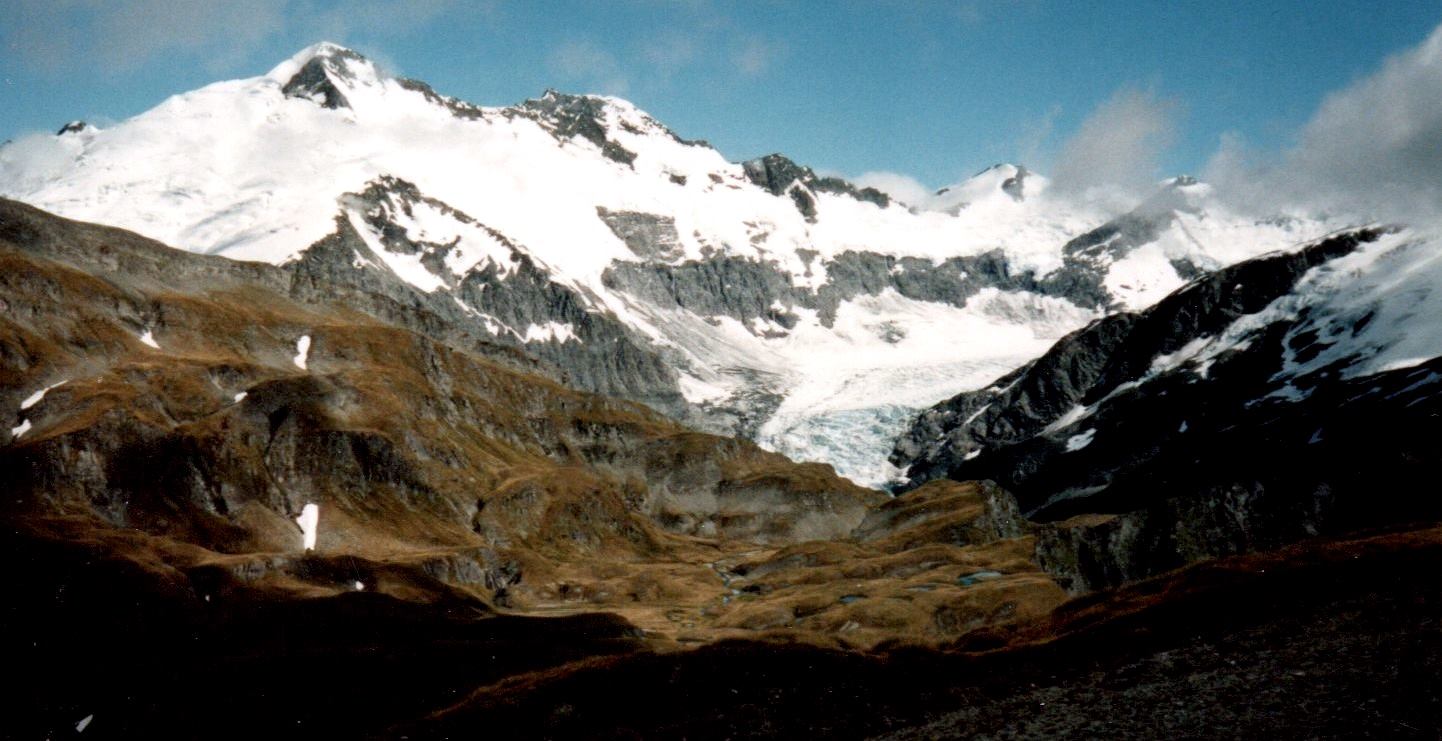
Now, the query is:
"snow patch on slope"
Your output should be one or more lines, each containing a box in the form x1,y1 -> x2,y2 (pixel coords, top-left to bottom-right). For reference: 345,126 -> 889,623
346,210 -> 446,291
1065,429 -> 1097,451
523,322 -> 578,344
296,503 -> 319,550
21,380 -> 66,410
1270,229 -> 1442,384
294,335 -> 311,370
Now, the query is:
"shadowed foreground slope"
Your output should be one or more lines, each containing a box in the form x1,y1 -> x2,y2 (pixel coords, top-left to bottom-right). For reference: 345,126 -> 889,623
404,525 -> 1442,740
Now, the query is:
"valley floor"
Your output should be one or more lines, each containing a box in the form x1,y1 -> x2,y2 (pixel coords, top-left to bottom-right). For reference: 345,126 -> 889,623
411,523 -> 1442,740
10,520 -> 1441,739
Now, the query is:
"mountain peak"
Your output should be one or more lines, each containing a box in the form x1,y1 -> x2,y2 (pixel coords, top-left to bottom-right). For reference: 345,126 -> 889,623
928,162 -> 1039,210
267,42 -> 381,109
307,40 -> 357,58
268,42 -> 366,79
291,41 -> 366,66
56,120 -> 94,136
971,162 -> 1025,178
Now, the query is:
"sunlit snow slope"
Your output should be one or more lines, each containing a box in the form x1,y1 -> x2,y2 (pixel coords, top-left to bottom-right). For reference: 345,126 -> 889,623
0,43 -> 1331,486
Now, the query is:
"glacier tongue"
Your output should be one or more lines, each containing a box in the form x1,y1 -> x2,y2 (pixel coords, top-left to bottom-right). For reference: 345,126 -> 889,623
751,288 -> 1098,487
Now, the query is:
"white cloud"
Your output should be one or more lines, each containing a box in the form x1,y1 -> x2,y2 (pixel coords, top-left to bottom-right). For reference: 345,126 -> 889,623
850,171 -> 933,206
643,31 -> 700,71
1206,23 -> 1442,225
954,1 -> 985,25
547,39 -> 630,95
1049,86 -> 1176,202
4,0 -> 286,74
1016,104 -> 1061,171
2,0 -> 458,76
296,0 -> 461,48
0,132 -> 77,189
733,35 -> 785,76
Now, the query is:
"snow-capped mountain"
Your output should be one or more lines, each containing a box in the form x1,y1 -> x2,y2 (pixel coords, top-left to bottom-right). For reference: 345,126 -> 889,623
0,42 -> 1330,485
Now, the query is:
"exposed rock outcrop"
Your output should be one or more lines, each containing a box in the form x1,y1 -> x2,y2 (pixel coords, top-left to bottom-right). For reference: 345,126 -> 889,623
596,207 -> 684,261
742,152 -> 892,212
280,44 -> 370,109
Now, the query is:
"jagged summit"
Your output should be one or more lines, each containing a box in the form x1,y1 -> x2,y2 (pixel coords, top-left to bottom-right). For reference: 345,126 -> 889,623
268,42 -> 382,110
267,41 -> 371,81
925,162 -> 1041,215
56,121 -> 93,136
515,89 -> 668,166
258,43 -> 699,159
741,153 -> 891,216
297,40 -> 356,57
971,162 -> 1025,177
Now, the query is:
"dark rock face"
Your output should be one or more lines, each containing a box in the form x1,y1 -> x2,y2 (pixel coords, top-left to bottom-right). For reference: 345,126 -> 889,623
456,246 -> 686,411
394,77 -> 487,119
314,176 -> 689,415
741,152 -> 892,214
743,153 -> 814,196
281,50 -> 366,109
55,121 -> 90,136
645,175 -> 1214,322
893,229 -> 1380,488
604,254 -> 797,326
1026,355 -> 1442,591
602,243 -> 1104,336
284,207 -> 551,380
816,250 -> 1053,323
814,176 -> 892,209
596,207 -> 683,261
1044,181 -> 1212,310
890,227 -> 1442,590
789,184 -> 819,221
515,90 -> 639,166
1000,167 -> 1029,201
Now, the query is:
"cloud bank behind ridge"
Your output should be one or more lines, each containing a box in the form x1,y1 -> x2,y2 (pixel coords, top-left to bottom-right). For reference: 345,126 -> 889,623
1207,23 -> 1442,226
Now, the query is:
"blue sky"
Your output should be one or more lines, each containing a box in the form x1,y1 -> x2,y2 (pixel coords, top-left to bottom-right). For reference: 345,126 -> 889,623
3,1 -> 1440,189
